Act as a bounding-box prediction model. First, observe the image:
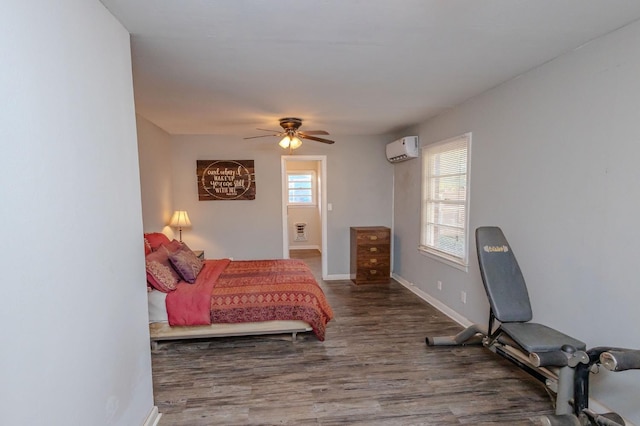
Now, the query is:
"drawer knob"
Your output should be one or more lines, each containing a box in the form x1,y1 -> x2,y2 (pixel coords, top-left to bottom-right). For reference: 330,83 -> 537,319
370,270 -> 377,274
370,258 -> 377,263
370,247 -> 378,252
369,235 -> 378,241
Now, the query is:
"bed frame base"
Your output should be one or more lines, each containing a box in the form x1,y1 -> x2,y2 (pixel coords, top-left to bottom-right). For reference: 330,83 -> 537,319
149,320 -> 313,350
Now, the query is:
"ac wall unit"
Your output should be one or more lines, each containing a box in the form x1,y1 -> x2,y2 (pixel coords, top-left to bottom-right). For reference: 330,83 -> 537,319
386,136 -> 419,163
294,222 -> 308,242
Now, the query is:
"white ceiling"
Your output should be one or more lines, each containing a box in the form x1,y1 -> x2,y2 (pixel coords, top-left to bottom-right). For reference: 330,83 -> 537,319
101,0 -> 640,137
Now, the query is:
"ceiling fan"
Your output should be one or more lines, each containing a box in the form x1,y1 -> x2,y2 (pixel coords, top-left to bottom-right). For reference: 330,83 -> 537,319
244,117 -> 334,150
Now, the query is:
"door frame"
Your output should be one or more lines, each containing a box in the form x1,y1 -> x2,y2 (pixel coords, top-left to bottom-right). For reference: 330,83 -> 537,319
281,155 -> 328,280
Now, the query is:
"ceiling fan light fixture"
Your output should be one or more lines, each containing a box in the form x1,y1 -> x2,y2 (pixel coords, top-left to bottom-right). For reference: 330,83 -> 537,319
289,136 -> 302,150
279,135 -> 303,150
279,135 -> 291,148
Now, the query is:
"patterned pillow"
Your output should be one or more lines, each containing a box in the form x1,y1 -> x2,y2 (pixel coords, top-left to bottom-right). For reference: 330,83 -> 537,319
145,249 -> 181,292
144,237 -> 152,256
169,243 -> 203,284
144,232 -> 171,251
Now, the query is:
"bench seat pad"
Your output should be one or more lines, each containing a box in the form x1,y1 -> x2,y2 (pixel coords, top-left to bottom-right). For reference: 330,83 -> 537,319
501,322 -> 586,353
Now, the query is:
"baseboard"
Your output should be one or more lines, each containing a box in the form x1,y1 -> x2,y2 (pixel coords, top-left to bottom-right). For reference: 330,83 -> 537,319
289,245 -> 320,251
392,273 -> 473,328
324,273 -> 351,281
143,406 -> 161,426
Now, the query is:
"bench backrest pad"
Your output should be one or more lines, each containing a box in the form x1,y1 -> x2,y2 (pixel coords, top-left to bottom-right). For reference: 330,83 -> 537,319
476,226 -> 533,323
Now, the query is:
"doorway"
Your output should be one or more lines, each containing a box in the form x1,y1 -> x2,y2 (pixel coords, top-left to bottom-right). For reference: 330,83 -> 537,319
281,155 -> 328,280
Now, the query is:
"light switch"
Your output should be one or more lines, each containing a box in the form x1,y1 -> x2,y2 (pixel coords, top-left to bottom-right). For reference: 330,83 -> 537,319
328,203 -> 333,211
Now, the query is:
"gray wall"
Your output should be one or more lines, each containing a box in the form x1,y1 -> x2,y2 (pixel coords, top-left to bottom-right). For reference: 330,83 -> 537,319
164,134 -> 393,276
392,20 -> 640,422
1,1 -> 155,424
137,114 -> 174,234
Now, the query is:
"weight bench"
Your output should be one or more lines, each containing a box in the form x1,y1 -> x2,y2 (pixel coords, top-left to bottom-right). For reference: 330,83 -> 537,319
426,226 -> 589,418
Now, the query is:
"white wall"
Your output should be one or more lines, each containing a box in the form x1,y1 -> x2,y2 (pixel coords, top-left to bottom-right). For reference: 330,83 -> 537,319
0,2 -> 154,425
137,114 -> 175,235
392,20 -> 640,422
167,134 -> 393,275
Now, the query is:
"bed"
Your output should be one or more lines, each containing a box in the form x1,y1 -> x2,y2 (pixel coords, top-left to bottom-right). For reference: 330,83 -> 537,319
144,233 -> 334,348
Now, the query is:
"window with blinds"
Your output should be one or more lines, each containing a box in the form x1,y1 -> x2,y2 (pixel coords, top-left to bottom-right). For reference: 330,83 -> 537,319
420,133 -> 471,269
287,171 -> 316,205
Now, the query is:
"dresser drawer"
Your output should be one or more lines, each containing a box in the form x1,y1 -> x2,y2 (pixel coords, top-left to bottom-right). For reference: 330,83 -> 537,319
354,229 -> 390,245
355,266 -> 390,283
357,255 -> 390,269
356,243 -> 390,258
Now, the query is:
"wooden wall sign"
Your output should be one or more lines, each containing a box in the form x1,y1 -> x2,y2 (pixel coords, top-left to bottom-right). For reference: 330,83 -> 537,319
197,160 -> 256,201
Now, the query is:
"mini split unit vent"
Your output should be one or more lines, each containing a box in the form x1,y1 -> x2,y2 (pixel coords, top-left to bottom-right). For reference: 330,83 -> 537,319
294,222 -> 308,242
386,136 -> 419,163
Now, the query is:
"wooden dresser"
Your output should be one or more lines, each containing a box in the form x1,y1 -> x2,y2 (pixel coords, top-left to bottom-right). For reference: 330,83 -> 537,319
350,226 -> 391,284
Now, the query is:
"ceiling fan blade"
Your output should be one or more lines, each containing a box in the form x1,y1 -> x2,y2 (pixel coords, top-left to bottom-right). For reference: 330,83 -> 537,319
300,134 -> 335,144
300,130 -> 330,135
256,128 -> 281,133
243,134 -> 280,139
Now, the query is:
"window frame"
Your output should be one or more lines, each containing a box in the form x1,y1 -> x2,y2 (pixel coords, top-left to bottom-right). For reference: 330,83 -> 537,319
286,170 -> 317,206
419,132 -> 472,271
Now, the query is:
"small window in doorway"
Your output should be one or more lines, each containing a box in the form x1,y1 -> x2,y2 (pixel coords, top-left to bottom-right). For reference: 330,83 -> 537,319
287,171 -> 316,205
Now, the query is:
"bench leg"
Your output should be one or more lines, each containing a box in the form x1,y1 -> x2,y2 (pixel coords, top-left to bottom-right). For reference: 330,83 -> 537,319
426,324 -> 486,346
555,365 -> 574,415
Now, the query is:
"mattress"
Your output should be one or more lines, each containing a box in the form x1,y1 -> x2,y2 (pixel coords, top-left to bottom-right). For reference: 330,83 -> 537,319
147,289 -> 168,323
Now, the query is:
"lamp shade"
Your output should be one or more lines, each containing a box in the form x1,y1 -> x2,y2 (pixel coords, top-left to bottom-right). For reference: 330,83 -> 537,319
169,210 -> 191,228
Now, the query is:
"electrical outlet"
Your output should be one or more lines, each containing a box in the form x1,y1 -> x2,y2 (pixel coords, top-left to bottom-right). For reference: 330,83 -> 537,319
460,291 -> 467,304
437,280 -> 442,290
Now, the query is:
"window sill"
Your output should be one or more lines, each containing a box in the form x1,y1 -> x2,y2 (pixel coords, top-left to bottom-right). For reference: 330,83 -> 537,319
418,246 -> 468,273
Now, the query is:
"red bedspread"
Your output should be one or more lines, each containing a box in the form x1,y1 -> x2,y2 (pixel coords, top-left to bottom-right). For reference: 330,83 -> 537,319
166,258 -> 334,340
166,258 -> 231,326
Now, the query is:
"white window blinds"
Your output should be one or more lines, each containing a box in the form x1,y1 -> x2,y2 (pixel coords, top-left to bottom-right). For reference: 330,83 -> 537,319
287,172 -> 316,205
420,133 -> 471,268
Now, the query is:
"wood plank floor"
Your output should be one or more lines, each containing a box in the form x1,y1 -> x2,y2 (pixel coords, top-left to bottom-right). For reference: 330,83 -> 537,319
151,250 -> 553,425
